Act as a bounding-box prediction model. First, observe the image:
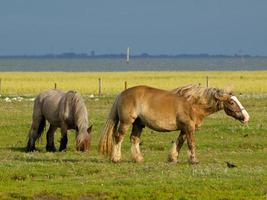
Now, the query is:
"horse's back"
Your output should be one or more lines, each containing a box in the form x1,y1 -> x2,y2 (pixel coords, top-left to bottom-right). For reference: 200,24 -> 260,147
36,89 -> 64,102
119,85 -> 171,101
119,85 -> 182,106
34,89 -> 65,125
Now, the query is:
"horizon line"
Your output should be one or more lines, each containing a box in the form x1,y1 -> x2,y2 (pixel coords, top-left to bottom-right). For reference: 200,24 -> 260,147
0,52 -> 265,58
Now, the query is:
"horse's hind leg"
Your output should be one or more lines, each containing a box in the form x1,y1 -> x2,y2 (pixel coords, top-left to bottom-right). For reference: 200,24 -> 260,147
111,122 -> 131,162
46,125 -> 57,152
26,116 -> 45,152
130,118 -> 144,163
168,131 -> 186,163
59,125 -> 68,151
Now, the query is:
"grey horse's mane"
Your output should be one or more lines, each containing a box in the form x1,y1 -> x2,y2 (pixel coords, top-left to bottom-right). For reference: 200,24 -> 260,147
65,91 -> 88,131
172,84 -> 227,110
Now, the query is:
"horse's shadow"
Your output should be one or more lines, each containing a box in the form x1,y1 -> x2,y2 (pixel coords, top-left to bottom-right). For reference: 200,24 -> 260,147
17,157 -> 81,163
6,146 -> 104,163
8,146 -> 26,152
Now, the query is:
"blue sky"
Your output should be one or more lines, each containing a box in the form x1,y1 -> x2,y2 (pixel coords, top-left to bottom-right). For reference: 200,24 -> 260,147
0,0 -> 267,55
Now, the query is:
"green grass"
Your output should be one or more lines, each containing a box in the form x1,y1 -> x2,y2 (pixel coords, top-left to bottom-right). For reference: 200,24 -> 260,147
0,94 -> 266,200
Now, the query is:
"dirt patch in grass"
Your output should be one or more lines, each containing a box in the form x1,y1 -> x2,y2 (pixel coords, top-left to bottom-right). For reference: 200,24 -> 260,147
34,192 -> 64,200
78,192 -> 111,200
33,192 -> 111,200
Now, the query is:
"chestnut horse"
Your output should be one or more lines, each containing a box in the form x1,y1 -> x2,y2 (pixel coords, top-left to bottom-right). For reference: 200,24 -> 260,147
26,89 -> 92,152
98,85 -> 249,164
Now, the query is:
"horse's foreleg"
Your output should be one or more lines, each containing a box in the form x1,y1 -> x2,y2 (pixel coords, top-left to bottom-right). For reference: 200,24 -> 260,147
185,125 -> 199,164
59,125 -> 68,151
130,120 -> 144,163
168,131 -> 186,163
46,125 -> 57,152
111,122 -> 130,162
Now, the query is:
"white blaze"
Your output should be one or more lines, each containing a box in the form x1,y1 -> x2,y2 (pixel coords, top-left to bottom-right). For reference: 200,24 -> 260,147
231,96 -> 250,123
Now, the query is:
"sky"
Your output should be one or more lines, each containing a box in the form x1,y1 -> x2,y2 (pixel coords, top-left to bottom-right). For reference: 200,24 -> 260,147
0,0 -> 267,56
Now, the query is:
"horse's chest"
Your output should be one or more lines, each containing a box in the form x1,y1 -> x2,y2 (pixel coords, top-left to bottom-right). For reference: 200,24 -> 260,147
63,115 -> 75,128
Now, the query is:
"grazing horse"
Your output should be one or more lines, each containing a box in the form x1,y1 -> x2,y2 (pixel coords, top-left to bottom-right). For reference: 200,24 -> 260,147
26,89 -> 92,152
98,85 -> 249,164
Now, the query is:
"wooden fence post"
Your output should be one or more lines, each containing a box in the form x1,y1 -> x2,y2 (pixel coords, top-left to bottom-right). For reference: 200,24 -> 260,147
54,83 -> 57,89
124,81 -> 127,90
206,76 -> 209,87
98,78 -> 102,96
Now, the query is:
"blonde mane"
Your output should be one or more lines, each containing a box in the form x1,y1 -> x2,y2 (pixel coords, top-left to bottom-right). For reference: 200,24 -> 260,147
172,85 -> 227,111
65,91 -> 89,131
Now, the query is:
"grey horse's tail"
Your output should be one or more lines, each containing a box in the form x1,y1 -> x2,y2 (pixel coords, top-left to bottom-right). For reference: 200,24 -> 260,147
98,96 -> 119,156
26,116 -> 46,152
37,117 -> 46,137
26,95 -> 46,152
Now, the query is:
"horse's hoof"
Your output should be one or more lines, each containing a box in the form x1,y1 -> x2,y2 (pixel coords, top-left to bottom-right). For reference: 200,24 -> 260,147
59,149 -> 66,152
189,160 -> 200,165
168,159 -> 178,164
26,146 -> 36,152
167,157 -> 178,163
111,159 -> 121,163
111,151 -> 121,163
111,156 -> 121,163
59,147 -> 66,152
132,156 -> 144,163
47,149 -> 56,152
167,153 -> 179,163
46,146 -> 56,152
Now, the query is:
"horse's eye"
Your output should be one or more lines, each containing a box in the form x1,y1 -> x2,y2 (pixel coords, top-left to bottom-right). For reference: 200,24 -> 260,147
230,101 -> 235,105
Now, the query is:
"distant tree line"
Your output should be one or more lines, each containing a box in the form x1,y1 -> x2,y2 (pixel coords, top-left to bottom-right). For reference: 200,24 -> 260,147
0,52 -> 263,59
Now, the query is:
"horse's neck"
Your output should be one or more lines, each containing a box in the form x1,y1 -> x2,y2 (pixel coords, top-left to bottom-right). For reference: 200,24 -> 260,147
194,98 -> 222,119
74,105 -> 88,131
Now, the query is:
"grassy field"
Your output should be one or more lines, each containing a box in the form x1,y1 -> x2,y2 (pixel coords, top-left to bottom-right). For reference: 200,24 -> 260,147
0,72 -> 266,199
0,71 -> 267,95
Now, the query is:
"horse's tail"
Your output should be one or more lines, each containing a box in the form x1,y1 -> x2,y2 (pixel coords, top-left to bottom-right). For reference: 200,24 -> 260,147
26,95 -> 46,151
37,117 -> 46,137
33,96 -> 46,138
98,96 -> 119,156
28,116 -> 46,140
26,115 -> 46,152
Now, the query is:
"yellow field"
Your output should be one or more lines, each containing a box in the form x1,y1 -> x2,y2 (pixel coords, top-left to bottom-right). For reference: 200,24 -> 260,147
0,71 -> 266,95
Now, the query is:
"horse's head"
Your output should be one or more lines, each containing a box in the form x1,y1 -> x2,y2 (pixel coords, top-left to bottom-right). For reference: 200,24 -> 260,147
215,92 -> 250,123
76,125 -> 93,152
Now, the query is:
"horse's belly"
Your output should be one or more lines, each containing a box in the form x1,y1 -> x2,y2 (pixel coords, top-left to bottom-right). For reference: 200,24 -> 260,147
42,109 -> 61,127
45,116 -> 61,127
140,116 -> 177,132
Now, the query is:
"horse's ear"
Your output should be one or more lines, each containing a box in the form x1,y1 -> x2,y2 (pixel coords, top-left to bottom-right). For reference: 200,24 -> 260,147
215,91 -> 229,102
224,85 -> 234,95
87,125 -> 93,133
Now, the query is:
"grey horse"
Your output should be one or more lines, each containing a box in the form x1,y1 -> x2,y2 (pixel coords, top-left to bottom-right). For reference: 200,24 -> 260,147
26,89 -> 92,152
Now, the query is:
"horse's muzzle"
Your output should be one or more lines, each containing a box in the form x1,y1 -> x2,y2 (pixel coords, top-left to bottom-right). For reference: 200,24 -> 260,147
241,109 -> 250,124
